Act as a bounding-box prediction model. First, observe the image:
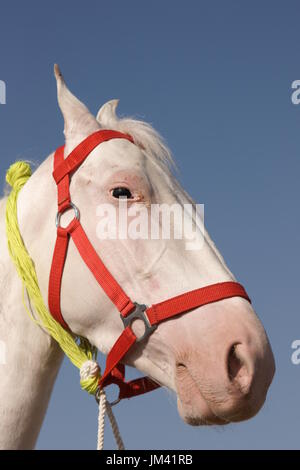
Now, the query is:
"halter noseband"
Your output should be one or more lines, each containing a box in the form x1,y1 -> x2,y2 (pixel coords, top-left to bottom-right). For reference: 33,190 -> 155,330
48,129 -> 251,403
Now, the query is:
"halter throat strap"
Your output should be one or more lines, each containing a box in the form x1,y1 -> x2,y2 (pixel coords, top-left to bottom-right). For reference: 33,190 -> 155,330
48,129 -> 251,402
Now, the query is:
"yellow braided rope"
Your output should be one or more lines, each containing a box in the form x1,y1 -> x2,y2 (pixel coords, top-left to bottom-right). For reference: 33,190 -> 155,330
5,161 -> 100,395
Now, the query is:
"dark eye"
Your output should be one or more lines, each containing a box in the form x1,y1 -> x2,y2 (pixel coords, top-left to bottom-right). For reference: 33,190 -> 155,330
112,187 -> 133,199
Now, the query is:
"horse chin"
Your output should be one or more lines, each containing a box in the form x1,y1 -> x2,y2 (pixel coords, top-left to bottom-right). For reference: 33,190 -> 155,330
175,366 -> 229,426
176,396 -> 228,427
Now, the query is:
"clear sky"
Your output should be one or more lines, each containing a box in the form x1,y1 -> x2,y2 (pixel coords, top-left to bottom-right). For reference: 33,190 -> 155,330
0,0 -> 300,450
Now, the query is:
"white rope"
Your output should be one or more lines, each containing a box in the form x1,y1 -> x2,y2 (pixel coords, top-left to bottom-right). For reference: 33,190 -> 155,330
80,360 -> 100,381
80,360 -> 124,450
106,402 -> 125,450
97,389 -> 107,450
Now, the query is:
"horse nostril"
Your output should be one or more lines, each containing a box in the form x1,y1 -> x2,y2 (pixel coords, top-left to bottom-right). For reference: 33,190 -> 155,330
176,362 -> 187,374
228,344 -> 242,379
227,343 -> 252,394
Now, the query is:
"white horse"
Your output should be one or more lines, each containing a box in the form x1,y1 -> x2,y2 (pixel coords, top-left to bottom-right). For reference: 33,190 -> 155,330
0,66 -> 275,449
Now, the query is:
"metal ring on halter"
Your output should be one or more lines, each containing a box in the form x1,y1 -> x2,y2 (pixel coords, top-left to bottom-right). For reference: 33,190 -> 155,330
95,386 -> 121,407
55,202 -> 80,228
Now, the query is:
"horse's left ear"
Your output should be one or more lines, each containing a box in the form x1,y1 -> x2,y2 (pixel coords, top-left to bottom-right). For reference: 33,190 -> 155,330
54,64 -> 100,151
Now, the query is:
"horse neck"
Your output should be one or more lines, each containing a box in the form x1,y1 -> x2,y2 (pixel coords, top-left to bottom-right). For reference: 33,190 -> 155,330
0,192 -> 63,449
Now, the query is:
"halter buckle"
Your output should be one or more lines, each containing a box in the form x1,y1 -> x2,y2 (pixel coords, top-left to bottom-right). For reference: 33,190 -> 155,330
121,302 -> 157,343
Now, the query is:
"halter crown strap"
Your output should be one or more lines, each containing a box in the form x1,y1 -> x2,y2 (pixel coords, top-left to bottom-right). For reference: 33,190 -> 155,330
48,129 -> 251,402
53,130 -> 134,185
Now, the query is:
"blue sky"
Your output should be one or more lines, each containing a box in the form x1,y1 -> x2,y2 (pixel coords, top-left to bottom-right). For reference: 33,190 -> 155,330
1,1 -> 300,449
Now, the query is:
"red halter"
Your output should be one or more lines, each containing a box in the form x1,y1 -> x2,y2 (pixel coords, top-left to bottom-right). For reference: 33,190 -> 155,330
48,129 -> 251,403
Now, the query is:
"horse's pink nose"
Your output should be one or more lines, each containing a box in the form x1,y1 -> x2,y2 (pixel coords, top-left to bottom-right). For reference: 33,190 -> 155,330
174,307 -> 275,425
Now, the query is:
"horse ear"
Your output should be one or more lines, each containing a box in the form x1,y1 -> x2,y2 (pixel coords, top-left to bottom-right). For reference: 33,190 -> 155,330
54,64 -> 100,150
96,99 -> 119,128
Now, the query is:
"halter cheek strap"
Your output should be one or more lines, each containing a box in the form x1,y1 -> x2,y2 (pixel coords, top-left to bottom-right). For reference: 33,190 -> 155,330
48,129 -> 251,402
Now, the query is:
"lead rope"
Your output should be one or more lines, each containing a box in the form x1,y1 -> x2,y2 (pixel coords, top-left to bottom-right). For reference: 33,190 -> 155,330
5,161 -> 124,450
97,388 -> 124,450
79,360 -> 124,450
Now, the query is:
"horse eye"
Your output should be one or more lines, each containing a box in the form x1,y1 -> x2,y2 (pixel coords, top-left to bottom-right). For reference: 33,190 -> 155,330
112,187 -> 133,199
